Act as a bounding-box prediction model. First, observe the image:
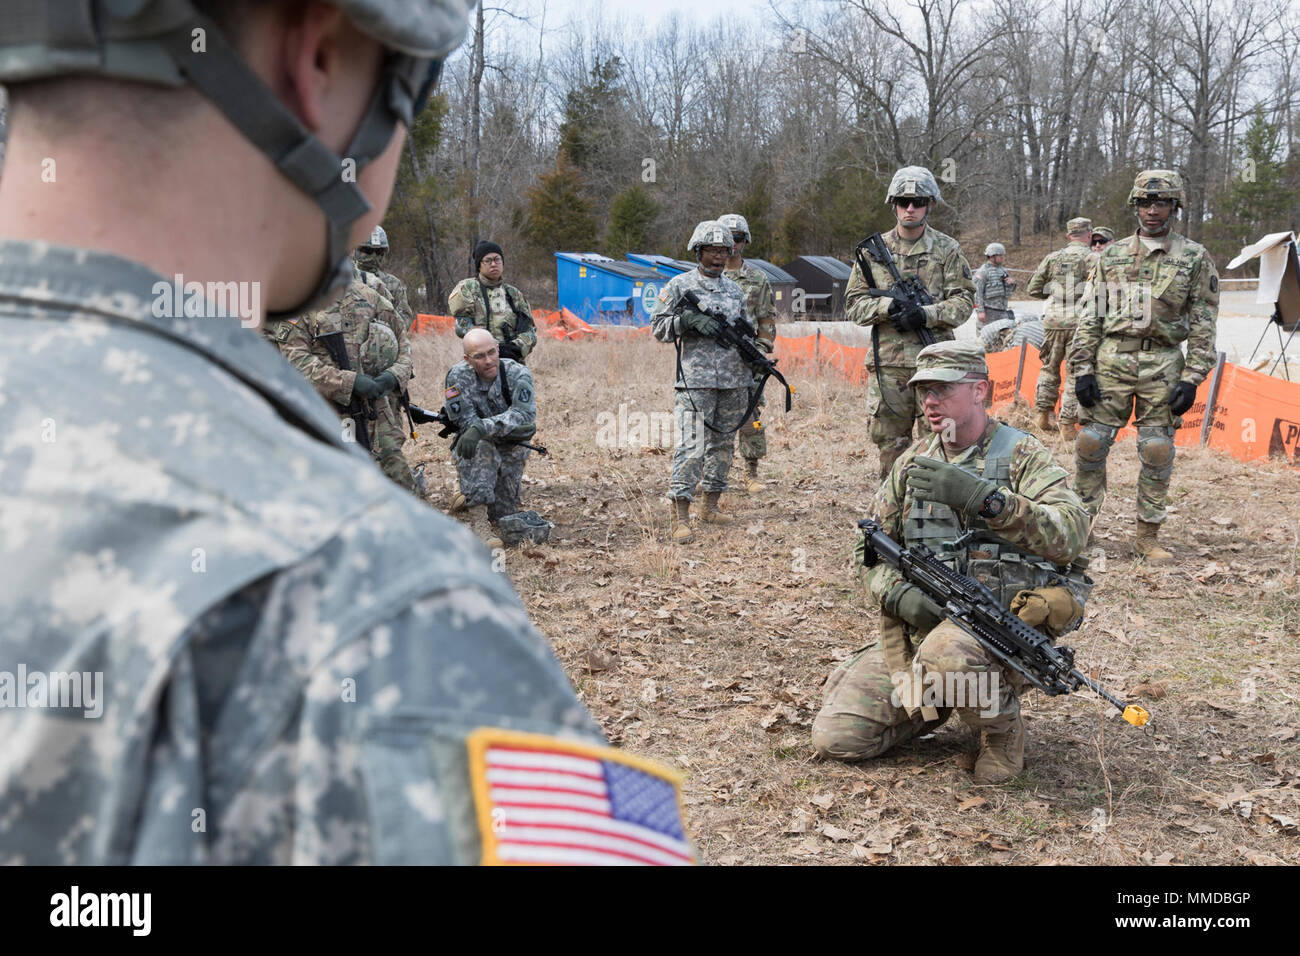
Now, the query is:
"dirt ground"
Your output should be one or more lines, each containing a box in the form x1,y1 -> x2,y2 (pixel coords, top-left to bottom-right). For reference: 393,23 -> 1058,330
408,332 -> 1300,866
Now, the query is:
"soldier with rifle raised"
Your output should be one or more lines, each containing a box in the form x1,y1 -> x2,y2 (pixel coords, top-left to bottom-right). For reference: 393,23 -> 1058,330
846,166 -> 976,480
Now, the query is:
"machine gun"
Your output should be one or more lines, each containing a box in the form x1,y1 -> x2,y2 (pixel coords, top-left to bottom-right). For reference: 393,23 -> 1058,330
858,519 -> 1149,727
673,288 -> 795,433
855,231 -> 937,348
407,403 -> 549,456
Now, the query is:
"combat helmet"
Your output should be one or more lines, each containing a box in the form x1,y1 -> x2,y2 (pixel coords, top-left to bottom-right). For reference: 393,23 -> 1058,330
718,214 -> 752,243
0,1 -> 473,320
885,166 -> 942,205
984,242 -> 1006,257
361,225 -> 390,252
496,511 -> 554,547
1128,170 -> 1185,207
360,313 -> 400,376
687,220 -> 735,253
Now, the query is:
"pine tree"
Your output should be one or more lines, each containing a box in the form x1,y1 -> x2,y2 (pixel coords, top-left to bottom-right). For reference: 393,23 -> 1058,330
606,185 -> 658,259
524,155 -> 598,267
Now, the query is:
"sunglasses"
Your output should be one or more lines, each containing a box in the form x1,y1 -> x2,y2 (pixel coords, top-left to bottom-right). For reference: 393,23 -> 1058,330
894,198 -> 931,209
1091,238 -> 1107,246
1135,198 -> 1173,210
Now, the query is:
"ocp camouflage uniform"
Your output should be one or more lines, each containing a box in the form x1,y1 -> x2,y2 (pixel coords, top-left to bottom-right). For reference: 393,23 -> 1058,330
812,419 -> 1091,761
973,261 -> 1014,326
1069,231 -> 1219,523
723,261 -> 776,462
846,226 -> 977,476
1026,236 -> 1097,426
449,277 -> 537,360
357,254 -> 415,330
651,267 -> 753,500
267,279 -> 417,492
445,357 -> 536,520
0,239 -> 611,865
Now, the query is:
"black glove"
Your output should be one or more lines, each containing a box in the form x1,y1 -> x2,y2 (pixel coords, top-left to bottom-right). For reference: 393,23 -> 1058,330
1168,381 -> 1197,416
498,339 -> 524,362
373,370 -> 398,395
888,298 -> 927,333
884,581 -> 945,633
1075,374 -> 1101,408
352,373 -> 385,400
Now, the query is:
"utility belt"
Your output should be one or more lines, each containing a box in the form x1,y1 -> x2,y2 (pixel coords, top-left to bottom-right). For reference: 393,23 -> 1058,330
1110,335 -> 1177,353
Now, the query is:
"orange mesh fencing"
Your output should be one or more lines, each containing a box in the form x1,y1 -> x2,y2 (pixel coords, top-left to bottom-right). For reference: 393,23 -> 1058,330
773,333 -> 868,385
411,313 -> 454,334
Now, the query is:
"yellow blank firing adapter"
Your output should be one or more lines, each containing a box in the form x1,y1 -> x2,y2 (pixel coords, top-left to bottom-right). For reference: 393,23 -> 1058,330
1122,705 -> 1150,727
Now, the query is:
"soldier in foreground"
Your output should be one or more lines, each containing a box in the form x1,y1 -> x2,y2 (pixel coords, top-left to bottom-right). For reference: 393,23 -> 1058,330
446,329 -> 539,550
1070,170 -> 1219,563
847,166 -> 976,479
355,225 -> 415,330
974,242 -> 1016,330
449,240 -> 538,363
1027,217 -> 1097,443
720,212 -> 777,494
0,0 -> 689,865
266,277 -> 418,492
812,342 -> 1091,783
652,220 -> 753,543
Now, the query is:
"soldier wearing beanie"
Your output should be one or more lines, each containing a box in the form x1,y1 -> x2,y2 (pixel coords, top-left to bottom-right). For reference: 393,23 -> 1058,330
449,240 -> 538,363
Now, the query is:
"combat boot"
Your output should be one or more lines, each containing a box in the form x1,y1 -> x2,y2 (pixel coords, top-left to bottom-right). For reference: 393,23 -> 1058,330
467,505 -> 503,550
742,459 -> 764,494
1033,409 -> 1054,432
450,492 -> 468,513
1058,421 -> 1077,444
669,498 -> 693,544
973,712 -> 1025,784
1134,520 -> 1172,565
700,492 -> 734,525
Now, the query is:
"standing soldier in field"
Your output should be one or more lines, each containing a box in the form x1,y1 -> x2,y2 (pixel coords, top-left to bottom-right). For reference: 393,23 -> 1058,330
652,220 -> 753,543
846,165 -> 977,480
720,212 -> 776,494
1070,170 -> 1219,564
1026,217 -> 1097,444
974,242 -> 1017,330
449,240 -> 538,363
355,225 -> 415,330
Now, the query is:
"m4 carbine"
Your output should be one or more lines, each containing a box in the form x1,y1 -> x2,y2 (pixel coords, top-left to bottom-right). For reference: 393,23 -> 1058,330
855,231 -> 937,347
858,519 -> 1149,727
677,288 -> 795,415
407,403 -> 549,456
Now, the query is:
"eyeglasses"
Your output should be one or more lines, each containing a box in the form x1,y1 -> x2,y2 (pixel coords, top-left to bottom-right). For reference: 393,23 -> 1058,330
1135,198 -> 1173,210
894,198 -> 930,210
479,256 -> 504,265
915,381 -> 969,402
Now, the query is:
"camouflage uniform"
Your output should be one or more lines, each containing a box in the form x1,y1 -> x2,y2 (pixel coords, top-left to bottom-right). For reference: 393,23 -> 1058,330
0,240 -> 613,864
266,280 -> 417,493
846,226 -> 977,476
651,267 -> 753,500
357,255 -> 415,330
723,262 -> 776,462
1026,220 -> 1098,426
445,357 -> 536,520
812,345 -> 1090,761
973,261 -> 1015,327
1070,231 -> 1219,524
449,277 -> 537,361
358,270 -> 419,489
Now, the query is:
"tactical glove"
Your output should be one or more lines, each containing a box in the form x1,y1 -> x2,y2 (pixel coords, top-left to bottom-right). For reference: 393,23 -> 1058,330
1168,381 -> 1197,416
887,298 -> 927,333
908,456 -> 999,520
373,370 -> 398,395
1075,374 -> 1101,408
682,309 -> 721,338
453,419 -> 488,459
503,421 -> 537,443
754,337 -> 774,354
498,339 -> 524,363
884,581 -> 945,633
1011,586 -> 1084,637
352,373 -> 385,400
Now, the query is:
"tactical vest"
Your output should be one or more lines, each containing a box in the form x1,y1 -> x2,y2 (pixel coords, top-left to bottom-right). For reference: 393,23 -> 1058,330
901,425 -> 1093,609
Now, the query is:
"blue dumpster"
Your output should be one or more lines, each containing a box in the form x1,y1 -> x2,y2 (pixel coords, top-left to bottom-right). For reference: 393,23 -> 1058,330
629,254 -> 799,317
626,253 -> 696,276
554,252 -> 664,326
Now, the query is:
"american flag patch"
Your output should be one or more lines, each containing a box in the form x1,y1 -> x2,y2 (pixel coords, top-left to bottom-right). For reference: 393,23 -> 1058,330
468,729 -> 695,866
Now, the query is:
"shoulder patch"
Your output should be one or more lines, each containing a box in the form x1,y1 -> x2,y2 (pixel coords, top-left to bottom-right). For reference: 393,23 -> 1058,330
1209,275 -> 1218,293
962,263 -> 972,279
445,386 -> 460,399
467,728 -> 695,866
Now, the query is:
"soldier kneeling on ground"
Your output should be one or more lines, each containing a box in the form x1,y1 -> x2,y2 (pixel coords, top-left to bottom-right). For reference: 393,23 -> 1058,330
447,329 -> 540,549
812,341 -> 1092,784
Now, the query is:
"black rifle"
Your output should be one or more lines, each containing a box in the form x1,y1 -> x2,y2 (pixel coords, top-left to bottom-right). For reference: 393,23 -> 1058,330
408,403 -> 549,456
673,288 -> 795,433
857,519 -> 1149,727
317,330 -> 374,451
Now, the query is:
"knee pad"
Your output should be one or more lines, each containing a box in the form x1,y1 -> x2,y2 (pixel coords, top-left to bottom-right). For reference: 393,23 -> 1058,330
1075,423 -> 1117,471
810,715 -> 889,762
1137,426 -> 1175,477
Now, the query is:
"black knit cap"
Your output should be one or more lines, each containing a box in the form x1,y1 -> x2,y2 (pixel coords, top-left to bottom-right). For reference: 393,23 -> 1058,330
473,240 -> 505,271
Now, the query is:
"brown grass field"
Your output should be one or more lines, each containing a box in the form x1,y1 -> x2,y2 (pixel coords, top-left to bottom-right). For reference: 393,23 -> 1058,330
408,332 -> 1300,866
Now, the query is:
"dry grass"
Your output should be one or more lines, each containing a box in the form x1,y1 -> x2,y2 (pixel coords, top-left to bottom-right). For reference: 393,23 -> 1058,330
408,332 -> 1300,866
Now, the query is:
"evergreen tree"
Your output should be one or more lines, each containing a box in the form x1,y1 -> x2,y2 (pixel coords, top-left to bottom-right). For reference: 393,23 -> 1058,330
524,155 -> 598,269
606,185 -> 658,259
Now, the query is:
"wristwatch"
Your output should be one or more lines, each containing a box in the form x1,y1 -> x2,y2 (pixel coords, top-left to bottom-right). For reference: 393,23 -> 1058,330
979,489 -> 1007,519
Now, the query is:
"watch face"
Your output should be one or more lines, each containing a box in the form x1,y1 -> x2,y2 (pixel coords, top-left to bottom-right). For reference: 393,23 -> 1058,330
985,492 -> 1005,516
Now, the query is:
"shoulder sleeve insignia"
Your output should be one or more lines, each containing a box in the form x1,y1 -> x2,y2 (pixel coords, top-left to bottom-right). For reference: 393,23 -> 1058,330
1209,275 -> 1218,293
467,728 -> 696,866
962,263 -> 972,279
445,386 -> 460,399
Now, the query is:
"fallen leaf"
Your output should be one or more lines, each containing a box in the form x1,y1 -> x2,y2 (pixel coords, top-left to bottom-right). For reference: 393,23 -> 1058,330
1195,562 -> 1225,582
820,824 -> 855,843
785,808 -> 811,834
639,678 -> 659,704
810,792 -> 836,811
583,649 -> 615,673
1271,728 -> 1298,741
1133,681 -> 1168,700
852,841 -> 893,858
1153,851 -> 1177,866
957,797 -> 988,812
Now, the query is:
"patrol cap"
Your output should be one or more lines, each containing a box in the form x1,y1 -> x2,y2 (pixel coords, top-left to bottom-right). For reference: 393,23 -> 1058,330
1067,217 -> 1093,236
1092,226 -> 1115,242
907,341 -> 989,385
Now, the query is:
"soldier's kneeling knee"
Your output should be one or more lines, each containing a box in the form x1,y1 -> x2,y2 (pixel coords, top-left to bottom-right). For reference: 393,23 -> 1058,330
811,714 -> 890,762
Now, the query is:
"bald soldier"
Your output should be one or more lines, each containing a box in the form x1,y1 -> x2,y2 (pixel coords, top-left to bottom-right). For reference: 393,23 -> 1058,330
445,329 -> 539,550
813,341 -> 1091,784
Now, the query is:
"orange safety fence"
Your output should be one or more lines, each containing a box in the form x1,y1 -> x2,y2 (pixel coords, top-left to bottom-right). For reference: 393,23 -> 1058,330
1202,363 -> 1300,464
773,333 -> 868,385
412,313 -> 454,334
